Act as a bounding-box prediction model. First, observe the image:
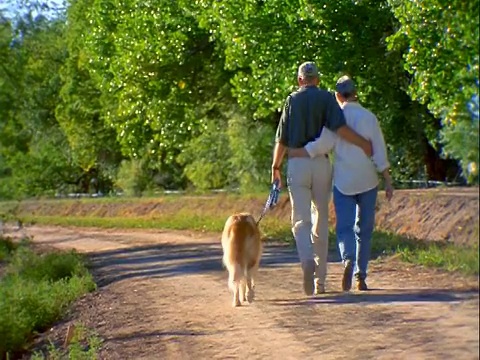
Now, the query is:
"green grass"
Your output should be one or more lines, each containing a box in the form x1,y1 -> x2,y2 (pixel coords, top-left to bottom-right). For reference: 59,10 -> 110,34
0,237 -> 17,261
22,213 -> 479,277
22,214 -> 227,232
31,323 -> 102,360
0,192 -> 264,210
0,237 -> 96,358
369,231 -> 479,276
400,242 -> 479,275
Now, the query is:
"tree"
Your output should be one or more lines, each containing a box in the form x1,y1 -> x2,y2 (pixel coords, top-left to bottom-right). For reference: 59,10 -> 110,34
0,15 -> 20,198
56,0 -> 123,192
388,0 -> 479,183
191,0 -> 458,181
2,0 -> 477,196
177,118 -> 233,190
80,0 -> 234,186
0,10 -> 82,198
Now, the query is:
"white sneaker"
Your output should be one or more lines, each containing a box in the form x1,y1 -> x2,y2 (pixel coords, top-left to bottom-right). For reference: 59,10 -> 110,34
314,282 -> 326,295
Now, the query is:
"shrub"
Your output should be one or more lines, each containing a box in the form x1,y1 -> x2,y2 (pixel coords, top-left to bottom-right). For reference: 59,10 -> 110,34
114,159 -> 151,196
0,243 -> 96,357
0,237 -> 17,262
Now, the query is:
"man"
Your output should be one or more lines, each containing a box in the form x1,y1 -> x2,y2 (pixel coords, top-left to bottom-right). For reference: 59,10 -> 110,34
271,62 -> 372,296
289,75 -> 394,291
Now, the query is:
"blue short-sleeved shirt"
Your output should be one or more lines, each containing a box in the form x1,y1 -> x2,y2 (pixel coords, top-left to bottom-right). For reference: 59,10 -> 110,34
275,85 -> 346,148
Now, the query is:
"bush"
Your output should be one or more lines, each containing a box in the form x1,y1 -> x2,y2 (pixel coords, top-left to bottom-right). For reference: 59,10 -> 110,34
440,114 -> 479,184
0,242 -> 96,357
178,113 -> 276,192
0,275 -> 96,355
178,119 -> 233,190
8,247 -> 92,283
227,114 -> 275,193
114,159 -> 151,196
0,237 -> 17,262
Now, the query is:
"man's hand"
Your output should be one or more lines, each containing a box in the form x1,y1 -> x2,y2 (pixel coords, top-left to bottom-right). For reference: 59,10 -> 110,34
271,167 -> 282,189
288,147 -> 309,158
362,140 -> 373,158
271,142 -> 286,189
385,181 -> 394,201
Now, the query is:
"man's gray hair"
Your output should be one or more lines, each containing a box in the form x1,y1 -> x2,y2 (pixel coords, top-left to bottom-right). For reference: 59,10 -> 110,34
298,61 -> 319,81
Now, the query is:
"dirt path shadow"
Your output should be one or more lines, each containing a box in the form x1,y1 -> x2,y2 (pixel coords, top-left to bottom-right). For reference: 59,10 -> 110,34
9,225 -> 480,360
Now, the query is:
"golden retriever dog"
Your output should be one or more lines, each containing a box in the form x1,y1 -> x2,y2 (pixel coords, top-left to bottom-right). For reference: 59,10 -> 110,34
221,212 -> 262,307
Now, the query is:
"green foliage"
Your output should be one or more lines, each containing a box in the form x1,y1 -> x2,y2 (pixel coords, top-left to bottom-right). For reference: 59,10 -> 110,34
1,0 -> 478,195
0,11 -> 85,199
81,0 -> 233,164
191,0 -> 451,182
8,246 -> 91,282
31,323 -> 102,360
178,112 -> 274,191
57,0 -> 123,175
188,0 -> 303,118
440,119 -> 479,183
178,119 -> 233,190
400,242 -> 479,275
5,128 -> 82,198
227,114 -> 275,192
0,237 -> 17,261
388,0 -> 480,182
114,159 -> 152,196
0,240 -> 96,357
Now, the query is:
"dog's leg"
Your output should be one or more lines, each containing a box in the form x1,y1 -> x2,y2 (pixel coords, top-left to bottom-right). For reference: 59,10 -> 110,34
233,284 -> 241,307
246,273 -> 254,303
240,279 -> 247,303
246,265 -> 258,303
228,267 -> 242,307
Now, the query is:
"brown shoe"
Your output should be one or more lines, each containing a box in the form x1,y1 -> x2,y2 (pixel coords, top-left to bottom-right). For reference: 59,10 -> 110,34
314,280 -> 326,295
356,278 -> 368,291
302,260 -> 315,296
342,260 -> 353,291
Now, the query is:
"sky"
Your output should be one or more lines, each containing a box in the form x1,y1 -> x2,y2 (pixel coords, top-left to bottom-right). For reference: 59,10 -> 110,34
1,0 -> 65,20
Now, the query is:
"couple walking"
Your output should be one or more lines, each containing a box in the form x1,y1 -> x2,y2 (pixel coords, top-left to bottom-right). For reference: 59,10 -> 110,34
271,62 -> 393,295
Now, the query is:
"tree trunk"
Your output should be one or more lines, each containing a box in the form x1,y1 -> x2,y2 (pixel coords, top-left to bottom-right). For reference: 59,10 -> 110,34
423,140 -> 461,182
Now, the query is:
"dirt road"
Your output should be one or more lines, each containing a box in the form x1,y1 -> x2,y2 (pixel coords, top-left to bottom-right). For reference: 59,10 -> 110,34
12,225 -> 480,360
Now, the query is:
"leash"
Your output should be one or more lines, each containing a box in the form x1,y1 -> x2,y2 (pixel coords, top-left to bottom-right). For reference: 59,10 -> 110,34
256,179 -> 281,225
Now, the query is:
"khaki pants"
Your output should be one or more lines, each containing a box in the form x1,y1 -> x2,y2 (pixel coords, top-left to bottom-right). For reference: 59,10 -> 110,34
287,156 -> 332,285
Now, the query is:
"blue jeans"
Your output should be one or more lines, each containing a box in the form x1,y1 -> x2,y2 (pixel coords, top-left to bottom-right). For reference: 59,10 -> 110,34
333,186 -> 378,280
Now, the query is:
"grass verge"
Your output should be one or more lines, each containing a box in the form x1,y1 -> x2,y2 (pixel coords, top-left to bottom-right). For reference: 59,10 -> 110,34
369,231 -> 479,276
31,323 -> 102,360
22,213 -> 479,277
0,236 -> 96,359
0,237 -> 17,262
